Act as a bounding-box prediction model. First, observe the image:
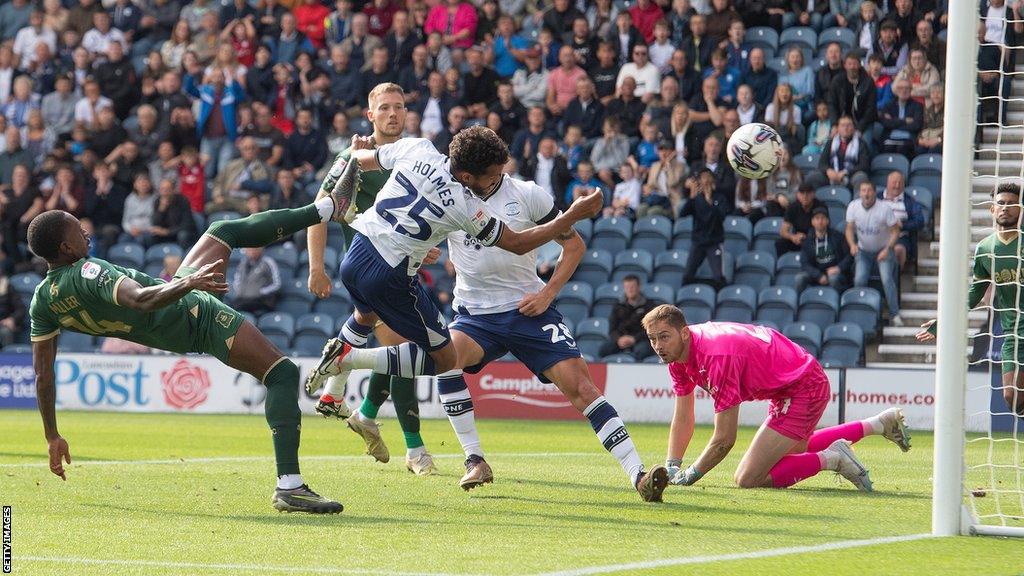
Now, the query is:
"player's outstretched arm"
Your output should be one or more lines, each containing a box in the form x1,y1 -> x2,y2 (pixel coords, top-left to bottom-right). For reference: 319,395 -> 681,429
666,393 -> 696,479
496,189 -> 603,255
676,406 -> 738,485
519,229 -> 585,317
915,278 -> 992,343
307,186 -> 332,299
117,260 -> 228,312
32,336 -> 70,480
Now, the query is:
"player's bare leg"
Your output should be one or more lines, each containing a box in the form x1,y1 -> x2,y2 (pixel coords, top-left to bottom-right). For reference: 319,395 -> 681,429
1003,368 -> 1024,417
736,422 -> 872,491
227,321 -> 342,513
437,330 -> 492,489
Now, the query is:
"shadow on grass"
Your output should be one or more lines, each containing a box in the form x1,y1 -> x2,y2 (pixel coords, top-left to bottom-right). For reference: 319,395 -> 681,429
81,502 -> 438,527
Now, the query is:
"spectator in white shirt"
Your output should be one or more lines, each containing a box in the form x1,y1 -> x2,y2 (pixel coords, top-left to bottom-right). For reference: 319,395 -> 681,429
616,43 -> 661,103
846,180 -> 903,326
12,10 -> 56,69
73,77 -> 113,128
81,11 -> 126,56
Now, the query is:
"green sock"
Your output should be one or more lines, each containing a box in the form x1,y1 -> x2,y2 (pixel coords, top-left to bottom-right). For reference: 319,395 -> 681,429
207,205 -> 321,249
390,376 -> 423,449
263,359 -> 302,476
359,372 -> 391,419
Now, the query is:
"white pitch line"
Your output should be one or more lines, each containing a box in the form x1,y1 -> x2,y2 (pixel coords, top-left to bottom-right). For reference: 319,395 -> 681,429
17,556 -> 481,576
529,533 -> 936,576
0,452 -> 595,469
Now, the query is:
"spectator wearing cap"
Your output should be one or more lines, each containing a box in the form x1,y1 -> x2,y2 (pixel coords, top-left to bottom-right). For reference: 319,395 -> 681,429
512,49 -> 549,109
776,182 -> 826,256
800,206 -> 851,291
681,168 -> 728,289
875,20 -> 908,77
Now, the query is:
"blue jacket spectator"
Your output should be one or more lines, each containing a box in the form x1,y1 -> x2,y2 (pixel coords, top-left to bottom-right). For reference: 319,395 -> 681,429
743,48 -> 779,107
187,74 -> 243,142
878,171 -> 925,263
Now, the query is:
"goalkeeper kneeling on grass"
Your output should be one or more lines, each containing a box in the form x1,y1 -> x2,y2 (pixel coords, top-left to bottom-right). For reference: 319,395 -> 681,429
643,305 -> 911,491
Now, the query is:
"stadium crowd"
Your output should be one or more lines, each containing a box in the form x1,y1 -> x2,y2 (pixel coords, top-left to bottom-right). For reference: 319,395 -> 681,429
0,0 -> 1005,362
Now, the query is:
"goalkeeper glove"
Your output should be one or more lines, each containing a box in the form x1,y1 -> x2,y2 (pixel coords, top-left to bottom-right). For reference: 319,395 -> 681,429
669,465 -> 704,486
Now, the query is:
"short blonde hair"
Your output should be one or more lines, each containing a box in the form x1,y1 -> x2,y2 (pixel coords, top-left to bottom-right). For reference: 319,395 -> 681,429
641,304 -> 688,333
367,82 -> 405,108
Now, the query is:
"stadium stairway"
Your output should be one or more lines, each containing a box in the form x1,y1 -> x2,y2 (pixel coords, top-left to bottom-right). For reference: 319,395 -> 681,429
873,70 -> 1024,363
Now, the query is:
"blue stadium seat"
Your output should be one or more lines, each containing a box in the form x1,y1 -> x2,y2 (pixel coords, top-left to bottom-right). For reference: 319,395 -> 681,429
753,217 -> 783,253
821,323 -> 864,367
592,217 -> 632,254
144,262 -> 164,278
723,216 -> 753,259
827,205 -> 846,231
794,152 -> 820,174
654,250 -> 688,288
632,216 -> 672,254
817,186 -> 852,210
734,250 -> 775,291
676,284 -> 716,324
57,331 -> 95,353
571,249 -> 614,287
908,173 -> 941,200
292,313 -> 334,356
4,345 -> 30,354
817,26 -> 855,49
107,242 -> 145,269
144,243 -> 183,265
672,216 -> 693,250
783,321 -> 823,356
241,311 -> 257,325
612,249 -> 654,282
602,353 -> 636,364
745,26 -> 779,51
774,251 -> 804,290
780,26 -> 817,51
767,55 -> 787,73
561,317 -> 576,336
313,293 -> 352,317
10,272 -> 41,298
641,283 -> 674,305
757,286 -> 798,326
298,246 -> 340,279
715,284 -> 758,323
267,244 -> 300,269
573,218 -> 593,244
753,319 -> 780,331
910,153 -> 942,175
797,286 -> 840,330
839,287 -> 881,338
206,211 -> 242,227
642,355 -> 662,363
258,312 -> 295,339
870,153 -> 910,186
274,279 -> 315,317
695,249 -> 735,285
592,282 -> 623,319
906,186 -> 933,223
555,281 -> 594,325
576,317 -> 609,359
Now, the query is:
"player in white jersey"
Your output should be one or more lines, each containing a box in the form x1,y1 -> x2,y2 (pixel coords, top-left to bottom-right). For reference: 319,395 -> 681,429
304,127 -> 603,418
436,175 -> 669,502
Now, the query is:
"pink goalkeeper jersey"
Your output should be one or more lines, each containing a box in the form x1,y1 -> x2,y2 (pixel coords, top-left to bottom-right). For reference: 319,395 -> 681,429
668,322 -> 820,413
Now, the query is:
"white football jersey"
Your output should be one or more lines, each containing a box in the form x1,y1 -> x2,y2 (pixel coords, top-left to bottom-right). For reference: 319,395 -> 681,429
448,177 -> 561,315
351,138 -> 505,275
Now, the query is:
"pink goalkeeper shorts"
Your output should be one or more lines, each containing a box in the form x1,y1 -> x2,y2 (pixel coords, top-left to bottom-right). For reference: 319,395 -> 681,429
765,364 -> 831,441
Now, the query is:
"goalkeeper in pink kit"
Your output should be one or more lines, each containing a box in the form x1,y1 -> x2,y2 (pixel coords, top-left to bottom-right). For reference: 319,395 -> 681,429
642,305 -> 912,491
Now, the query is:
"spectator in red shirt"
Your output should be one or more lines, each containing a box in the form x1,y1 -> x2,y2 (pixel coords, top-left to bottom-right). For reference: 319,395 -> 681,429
546,45 -> 587,118
364,0 -> 399,38
628,0 -> 663,44
293,0 -> 330,50
175,145 -> 205,213
424,0 -> 478,50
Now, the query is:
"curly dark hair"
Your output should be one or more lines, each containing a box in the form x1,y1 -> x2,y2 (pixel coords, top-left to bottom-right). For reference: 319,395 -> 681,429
449,126 -> 510,176
995,182 -> 1021,199
28,210 -> 70,261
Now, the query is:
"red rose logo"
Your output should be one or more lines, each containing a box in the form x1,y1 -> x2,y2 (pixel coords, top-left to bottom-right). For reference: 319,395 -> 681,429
161,360 -> 211,410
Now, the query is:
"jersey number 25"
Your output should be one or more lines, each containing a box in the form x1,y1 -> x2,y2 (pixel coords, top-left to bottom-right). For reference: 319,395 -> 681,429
376,172 -> 445,240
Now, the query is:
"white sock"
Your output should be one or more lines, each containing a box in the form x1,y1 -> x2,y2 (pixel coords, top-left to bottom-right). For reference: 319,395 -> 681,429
346,344 -> 431,378
438,390 -> 482,457
584,397 -> 644,487
353,409 -> 374,424
322,374 -> 347,399
314,197 -> 334,222
277,473 -> 304,490
407,446 -> 426,459
864,410 -> 889,435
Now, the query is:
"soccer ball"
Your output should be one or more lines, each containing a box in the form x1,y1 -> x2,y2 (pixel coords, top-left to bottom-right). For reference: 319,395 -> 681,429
726,122 -> 784,180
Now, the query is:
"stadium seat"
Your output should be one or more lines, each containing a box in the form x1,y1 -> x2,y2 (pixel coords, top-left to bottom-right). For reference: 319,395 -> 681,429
821,322 -> 865,367
258,312 -> 295,339
753,217 -> 783,254
292,313 -> 334,356
144,243 -> 183,265
555,281 -> 594,325
723,216 -> 753,259
313,293 -> 352,317
676,284 -> 716,324
783,322 -> 823,356
780,26 -> 817,52
870,153 -> 910,186
817,26 -> 855,50
827,205 -> 846,230
734,250 -> 775,291
794,152 -> 820,174
206,211 -> 242,225
576,317 -> 609,359
592,217 -> 632,254
715,284 -> 758,323
745,26 -> 779,51
144,262 -> 164,278
274,279 -> 315,317
561,317 -> 576,336
642,355 -> 662,364
693,249 -> 735,285
654,250 -> 688,287
774,251 -> 804,290
839,287 -> 882,338
573,218 -> 593,244
910,153 -> 942,175
241,311 -> 257,325
10,272 -> 41,298
797,286 -> 840,330
908,173 -> 941,200
817,186 -> 852,210
767,55 -> 787,73
612,249 -> 654,282
631,216 -> 672,254
4,345 -> 30,354
672,216 -> 694,250
906,186 -> 934,223
756,286 -> 798,326
267,244 -> 300,270
571,249 -> 613,287
641,283 -> 674,305
57,331 -> 95,353
592,282 -> 623,319
298,246 -> 340,279
602,353 -> 636,364
107,242 -> 145,269
753,319 -> 779,331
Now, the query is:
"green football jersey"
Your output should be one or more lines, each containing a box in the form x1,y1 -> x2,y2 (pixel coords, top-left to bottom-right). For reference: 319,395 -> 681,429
972,232 -> 1024,338
322,146 -> 392,247
30,258 -> 211,354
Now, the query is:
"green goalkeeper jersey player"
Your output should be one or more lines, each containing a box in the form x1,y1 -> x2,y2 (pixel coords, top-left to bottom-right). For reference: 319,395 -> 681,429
917,182 -> 1024,416
28,173 -> 358,513
307,82 -> 437,475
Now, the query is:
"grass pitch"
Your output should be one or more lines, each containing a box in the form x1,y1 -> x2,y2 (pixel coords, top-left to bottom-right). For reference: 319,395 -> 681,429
1,410 -> 1020,575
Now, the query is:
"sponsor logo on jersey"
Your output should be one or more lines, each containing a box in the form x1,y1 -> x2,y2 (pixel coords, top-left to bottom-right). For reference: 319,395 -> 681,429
81,262 -> 100,280
161,359 -> 211,410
